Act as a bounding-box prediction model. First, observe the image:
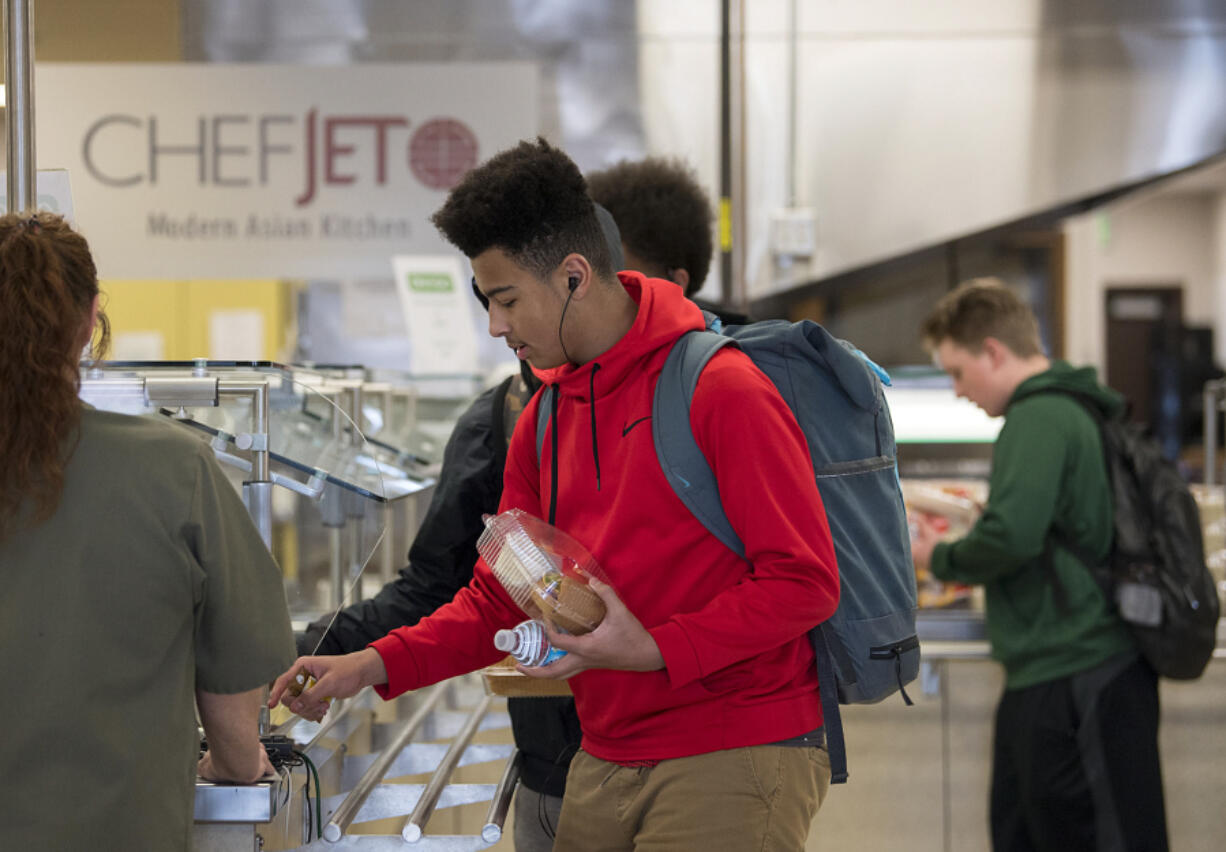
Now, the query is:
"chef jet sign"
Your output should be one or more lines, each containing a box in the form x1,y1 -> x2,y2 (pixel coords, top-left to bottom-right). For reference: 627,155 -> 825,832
82,111 -> 476,204
35,64 -> 538,279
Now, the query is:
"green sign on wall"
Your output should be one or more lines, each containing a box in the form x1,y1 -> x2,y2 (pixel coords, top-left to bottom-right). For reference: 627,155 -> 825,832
408,272 -> 453,293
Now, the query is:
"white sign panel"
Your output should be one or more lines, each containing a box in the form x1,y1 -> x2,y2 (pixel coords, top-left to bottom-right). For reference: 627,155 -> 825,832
392,255 -> 480,377
0,169 -> 75,220
34,64 -> 538,279
208,309 -> 265,361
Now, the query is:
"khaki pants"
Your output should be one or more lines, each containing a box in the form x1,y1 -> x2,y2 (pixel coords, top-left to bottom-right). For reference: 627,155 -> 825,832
552,745 -> 830,852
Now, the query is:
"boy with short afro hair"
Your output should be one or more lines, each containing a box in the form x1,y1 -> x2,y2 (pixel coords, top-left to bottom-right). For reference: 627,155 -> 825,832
434,137 -> 614,281
272,137 -> 840,852
913,278 -> 1168,852
585,156 -> 713,297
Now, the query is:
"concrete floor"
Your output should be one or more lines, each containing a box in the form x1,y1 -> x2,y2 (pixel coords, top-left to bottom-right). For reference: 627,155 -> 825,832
388,656 -> 1226,851
808,658 -> 1226,852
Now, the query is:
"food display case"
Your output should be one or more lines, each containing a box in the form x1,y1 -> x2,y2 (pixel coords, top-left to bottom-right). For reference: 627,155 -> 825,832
278,365 -> 434,605
79,360 -> 529,849
818,371 -> 1226,852
286,363 -> 490,597
892,370 -> 1226,623
364,367 -> 492,471
79,360 -> 437,619
885,369 -> 1000,623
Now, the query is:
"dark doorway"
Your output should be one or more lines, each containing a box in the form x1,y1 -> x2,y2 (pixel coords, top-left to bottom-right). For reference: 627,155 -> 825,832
1105,286 -> 1183,458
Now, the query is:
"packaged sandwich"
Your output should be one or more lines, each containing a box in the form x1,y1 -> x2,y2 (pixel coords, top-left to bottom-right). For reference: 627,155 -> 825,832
476,509 -> 609,635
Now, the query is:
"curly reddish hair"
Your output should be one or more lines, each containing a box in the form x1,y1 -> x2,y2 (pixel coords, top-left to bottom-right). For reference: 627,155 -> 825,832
0,212 -> 109,539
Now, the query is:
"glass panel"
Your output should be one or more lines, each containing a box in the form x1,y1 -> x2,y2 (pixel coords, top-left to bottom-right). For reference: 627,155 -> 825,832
79,360 -> 440,623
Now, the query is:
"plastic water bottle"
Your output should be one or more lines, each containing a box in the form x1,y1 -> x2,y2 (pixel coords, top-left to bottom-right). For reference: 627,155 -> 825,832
493,619 -> 567,666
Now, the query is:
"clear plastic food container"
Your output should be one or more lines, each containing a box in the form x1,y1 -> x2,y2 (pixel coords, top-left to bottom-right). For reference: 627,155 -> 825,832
476,508 -> 610,635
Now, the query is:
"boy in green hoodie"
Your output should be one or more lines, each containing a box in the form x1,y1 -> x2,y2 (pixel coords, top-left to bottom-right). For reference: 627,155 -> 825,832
911,279 -> 1168,852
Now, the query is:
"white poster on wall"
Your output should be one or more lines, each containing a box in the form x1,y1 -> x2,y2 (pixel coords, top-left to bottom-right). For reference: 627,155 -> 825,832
0,169 -> 75,220
391,255 -> 479,377
33,63 -> 538,279
208,309 -> 265,361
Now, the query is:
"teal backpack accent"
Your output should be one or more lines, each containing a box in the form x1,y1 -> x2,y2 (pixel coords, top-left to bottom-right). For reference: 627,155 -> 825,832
536,315 -> 919,783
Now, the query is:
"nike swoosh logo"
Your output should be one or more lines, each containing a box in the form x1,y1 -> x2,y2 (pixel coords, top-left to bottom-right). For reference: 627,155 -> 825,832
622,415 -> 652,437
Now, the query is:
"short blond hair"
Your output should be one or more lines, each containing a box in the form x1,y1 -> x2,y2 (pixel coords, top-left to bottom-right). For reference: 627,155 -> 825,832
920,278 -> 1043,357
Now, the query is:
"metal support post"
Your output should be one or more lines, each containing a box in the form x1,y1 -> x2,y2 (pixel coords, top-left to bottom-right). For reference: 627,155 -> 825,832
1204,380 -> 1223,486
3,0 -> 36,213
222,379 -> 273,550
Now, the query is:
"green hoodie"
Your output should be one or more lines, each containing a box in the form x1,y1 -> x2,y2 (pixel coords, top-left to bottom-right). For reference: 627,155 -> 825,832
930,361 -> 1134,689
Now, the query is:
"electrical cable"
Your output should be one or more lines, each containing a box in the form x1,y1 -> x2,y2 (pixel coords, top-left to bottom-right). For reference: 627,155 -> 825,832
302,763 -> 313,842
278,769 -> 293,810
297,750 -> 323,841
263,745 -> 314,841
200,738 -> 315,840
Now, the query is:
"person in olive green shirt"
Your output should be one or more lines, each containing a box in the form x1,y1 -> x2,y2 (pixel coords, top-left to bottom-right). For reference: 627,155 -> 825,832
911,279 -> 1167,852
0,212 -> 296,851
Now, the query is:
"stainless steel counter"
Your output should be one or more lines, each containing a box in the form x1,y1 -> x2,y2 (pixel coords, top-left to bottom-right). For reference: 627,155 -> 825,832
194,674 -> 517,851
915,610 -> 987,642
916,609 -> 1226,661
195,770 -> 290,823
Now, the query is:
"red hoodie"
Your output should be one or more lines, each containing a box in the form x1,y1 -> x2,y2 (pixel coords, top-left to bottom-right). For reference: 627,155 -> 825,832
371,272 -> 839,763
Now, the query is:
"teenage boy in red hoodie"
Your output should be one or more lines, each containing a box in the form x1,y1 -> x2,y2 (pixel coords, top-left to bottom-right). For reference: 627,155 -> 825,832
271,138 -> 840,851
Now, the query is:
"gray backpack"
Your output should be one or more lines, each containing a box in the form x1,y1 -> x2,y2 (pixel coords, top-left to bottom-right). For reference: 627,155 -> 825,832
537,317 -> 919,783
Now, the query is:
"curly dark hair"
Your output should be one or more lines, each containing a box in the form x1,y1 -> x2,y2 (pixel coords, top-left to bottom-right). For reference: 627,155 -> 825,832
586,157 -> 714,296
431,137 -> 612,280
0,212 -> 109,540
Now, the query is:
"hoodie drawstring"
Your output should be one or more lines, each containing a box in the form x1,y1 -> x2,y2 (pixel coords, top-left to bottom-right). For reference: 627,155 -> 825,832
590,363 -> 602,492
546,364 -> 603,525
549,384 -> 560,526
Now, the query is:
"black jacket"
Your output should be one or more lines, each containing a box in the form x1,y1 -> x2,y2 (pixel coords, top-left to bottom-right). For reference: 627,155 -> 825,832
299,366 -> 580,797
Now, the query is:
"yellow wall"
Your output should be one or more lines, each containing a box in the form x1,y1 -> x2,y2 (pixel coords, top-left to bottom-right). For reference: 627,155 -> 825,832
24,3 -> 303,364
33,0 -> 181,64
102,279 -> 295,361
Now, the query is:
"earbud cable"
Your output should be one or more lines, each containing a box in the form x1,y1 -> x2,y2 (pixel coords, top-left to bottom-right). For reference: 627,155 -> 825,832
558,287 -> 578,365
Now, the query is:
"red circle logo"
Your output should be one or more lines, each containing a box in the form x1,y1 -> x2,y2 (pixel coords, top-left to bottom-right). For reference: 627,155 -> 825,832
408,119 -> 479,191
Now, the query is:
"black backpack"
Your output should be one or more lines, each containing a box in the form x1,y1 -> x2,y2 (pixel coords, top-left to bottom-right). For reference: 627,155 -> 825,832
1047,390 -> 1219,680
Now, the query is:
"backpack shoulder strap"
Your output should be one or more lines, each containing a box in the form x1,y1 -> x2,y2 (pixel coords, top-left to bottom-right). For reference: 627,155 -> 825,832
1030,387 -> 1105,424
651,329 -> 745,558
535,385 -> 555,464
534,383 -> 564,525
1028,387 -> 1113,605
495,373 -> 538,451
811,626 -> 849,783
491,374 -> 514,450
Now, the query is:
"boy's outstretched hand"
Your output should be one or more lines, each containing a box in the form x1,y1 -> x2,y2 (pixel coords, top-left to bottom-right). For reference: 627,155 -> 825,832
268,648 -> 388,722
